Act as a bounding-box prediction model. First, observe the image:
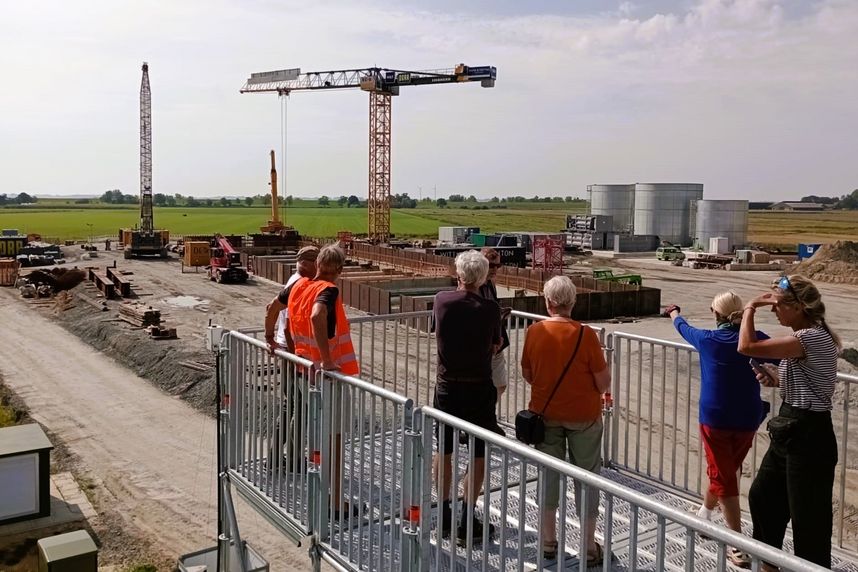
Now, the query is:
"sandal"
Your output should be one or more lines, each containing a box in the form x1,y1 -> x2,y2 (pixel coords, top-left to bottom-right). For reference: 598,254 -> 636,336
586,543 -> 604,567
727,548 -> 751,569
542,539 -> 558,560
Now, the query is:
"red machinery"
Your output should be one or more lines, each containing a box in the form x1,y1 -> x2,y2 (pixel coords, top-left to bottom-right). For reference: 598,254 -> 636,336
208,235 -> 249,283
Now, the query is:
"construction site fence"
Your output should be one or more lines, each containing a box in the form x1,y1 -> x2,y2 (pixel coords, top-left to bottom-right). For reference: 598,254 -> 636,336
218,323 -> 850,571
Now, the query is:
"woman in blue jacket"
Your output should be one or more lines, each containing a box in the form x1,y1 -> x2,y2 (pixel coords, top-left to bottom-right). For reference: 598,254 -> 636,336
666,291 -> 769,569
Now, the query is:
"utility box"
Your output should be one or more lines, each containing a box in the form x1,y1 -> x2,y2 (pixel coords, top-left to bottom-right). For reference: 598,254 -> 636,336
709,237 -> 729,255
798,243 -> 823,260
184,241 -> 211,267
0,423 -> 52,525
38,530 -> 98,572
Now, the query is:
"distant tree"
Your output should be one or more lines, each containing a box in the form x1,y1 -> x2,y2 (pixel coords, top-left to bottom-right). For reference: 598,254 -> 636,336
244,197 -> 254,207
285,195 -> 294,206
448,194 -> 465,202
800,195 -> 839,205
467,195 -> 477,202
174,193 -> 184,204
436,198 -> 448,208
262,194 -> 272,206
100,190 -> 114,203
0,194 -> 8,206
348,195 -> 361,207
186,196 -> 199,207
490,196 -> 499,203
74,198 -> 90,204
219,197 -> 230,207
153,193 -> 167,206
391,193 -> 417,208
123,192 -> 137,204
204,199 -> 214,207
15,192 -> 36,204
318,195 -> 330,206
564,196 -> 574,202
835,189 -> 858,210
337,196 -> 348,207
166,196 -> 177,207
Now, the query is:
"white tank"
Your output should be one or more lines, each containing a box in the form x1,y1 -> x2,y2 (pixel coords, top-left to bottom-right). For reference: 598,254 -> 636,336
633,183 -> 704,246
693,199 -> 748,252
588,184 -> 635,233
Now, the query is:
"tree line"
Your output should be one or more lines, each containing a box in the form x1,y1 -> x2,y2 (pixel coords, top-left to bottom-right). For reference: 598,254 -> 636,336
0,192 -> 37,205
800,191 -> 858,209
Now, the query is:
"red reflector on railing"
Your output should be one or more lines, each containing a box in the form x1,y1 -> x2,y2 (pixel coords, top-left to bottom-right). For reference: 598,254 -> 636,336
408,505 -> 420,524
222,394 -> 231,407
310,450 -> 321,465
603,393 -> 614,407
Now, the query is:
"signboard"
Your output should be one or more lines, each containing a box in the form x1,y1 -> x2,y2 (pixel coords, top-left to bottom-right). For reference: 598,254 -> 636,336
247,68 -> 301,85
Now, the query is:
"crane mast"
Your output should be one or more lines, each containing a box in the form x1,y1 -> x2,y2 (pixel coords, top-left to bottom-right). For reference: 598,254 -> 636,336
139,62 -> 154,235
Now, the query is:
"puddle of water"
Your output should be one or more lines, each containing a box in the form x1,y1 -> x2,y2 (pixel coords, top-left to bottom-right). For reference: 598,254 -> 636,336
163,295 -> 209,308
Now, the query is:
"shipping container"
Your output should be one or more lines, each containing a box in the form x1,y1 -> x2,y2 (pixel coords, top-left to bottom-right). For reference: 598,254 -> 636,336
798,243 -> 823,260
184,241 -> 211,267
0,236 -> 26,257
1,229 -> 20,237
0,258 -> 20,286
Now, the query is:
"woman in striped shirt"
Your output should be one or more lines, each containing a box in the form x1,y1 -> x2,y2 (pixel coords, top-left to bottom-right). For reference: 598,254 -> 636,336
738,274 -> 840,570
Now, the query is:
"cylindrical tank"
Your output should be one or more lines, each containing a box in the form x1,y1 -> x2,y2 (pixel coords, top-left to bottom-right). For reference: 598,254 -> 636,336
693,199 -> 748,252
633,183 -> 704,246
588,184 -> 635,233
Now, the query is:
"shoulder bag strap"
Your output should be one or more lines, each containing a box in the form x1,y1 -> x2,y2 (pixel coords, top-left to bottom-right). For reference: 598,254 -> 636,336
538,325 -> 585,417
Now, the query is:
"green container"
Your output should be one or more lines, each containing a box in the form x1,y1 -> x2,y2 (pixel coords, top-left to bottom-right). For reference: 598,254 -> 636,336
470,233 -> 487,247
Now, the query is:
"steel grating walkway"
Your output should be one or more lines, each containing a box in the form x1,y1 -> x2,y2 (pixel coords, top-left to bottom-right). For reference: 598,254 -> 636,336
241,428 -> 858,572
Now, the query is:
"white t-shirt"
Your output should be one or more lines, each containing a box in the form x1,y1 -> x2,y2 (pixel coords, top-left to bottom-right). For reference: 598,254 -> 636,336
274,271 -> 302,346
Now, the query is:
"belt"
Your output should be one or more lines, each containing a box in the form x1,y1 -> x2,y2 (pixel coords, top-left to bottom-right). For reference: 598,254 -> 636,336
438,375 -> 491,385
779,402 -> 831,420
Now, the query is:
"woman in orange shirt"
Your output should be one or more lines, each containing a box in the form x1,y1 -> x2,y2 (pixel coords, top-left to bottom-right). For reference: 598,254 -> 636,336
521,276 -> 611,565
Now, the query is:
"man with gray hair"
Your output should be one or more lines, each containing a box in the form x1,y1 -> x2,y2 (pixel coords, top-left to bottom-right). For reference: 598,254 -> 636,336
432,249 -> 502,545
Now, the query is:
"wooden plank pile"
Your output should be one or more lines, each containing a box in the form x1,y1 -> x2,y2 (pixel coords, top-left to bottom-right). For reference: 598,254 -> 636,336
119,303 -> 161,327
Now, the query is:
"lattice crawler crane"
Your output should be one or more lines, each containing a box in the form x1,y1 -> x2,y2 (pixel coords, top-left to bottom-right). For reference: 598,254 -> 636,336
123,62 -> 168,259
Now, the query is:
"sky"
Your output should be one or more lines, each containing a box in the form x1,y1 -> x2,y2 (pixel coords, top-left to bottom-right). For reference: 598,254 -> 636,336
0,0 -> 856,202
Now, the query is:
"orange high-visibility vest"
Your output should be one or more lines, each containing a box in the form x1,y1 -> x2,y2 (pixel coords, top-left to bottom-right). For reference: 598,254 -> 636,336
287,277 -> 359,375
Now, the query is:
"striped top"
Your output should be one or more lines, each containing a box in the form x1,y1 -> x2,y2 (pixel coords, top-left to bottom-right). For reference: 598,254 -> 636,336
779,326 -> 839,411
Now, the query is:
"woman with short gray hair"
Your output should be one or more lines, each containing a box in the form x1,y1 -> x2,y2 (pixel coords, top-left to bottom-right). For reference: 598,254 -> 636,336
521,275 -> 610,564
455,249 -> 489,287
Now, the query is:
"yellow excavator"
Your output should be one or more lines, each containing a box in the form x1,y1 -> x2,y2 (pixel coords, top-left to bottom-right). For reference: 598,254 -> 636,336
260,150 -> 290,234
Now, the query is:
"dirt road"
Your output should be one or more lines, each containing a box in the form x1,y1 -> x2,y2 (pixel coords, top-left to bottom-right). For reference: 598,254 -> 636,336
0,289 -> 313,570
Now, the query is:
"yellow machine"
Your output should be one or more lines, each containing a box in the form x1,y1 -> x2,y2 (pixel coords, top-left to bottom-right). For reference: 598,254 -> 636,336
260,150 -> 289,234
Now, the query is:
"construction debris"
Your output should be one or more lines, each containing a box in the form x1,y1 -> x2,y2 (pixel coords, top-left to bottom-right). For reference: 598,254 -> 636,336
147,325 -> 177,340
119,303 -> 161,327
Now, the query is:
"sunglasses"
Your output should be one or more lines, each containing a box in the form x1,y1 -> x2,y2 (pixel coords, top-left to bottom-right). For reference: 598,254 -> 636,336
777,275 -> 794,295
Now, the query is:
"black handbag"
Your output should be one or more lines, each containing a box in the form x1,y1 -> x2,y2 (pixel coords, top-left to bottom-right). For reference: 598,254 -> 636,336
515,326 -> 585,445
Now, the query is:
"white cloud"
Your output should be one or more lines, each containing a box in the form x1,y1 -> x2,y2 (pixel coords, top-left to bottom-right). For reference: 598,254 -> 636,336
0,0 -> 855,201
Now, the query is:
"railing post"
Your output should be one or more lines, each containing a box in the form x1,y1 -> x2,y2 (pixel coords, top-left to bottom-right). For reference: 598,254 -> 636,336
610,333 -> 621,467
400,406 -> 423,571
602,334 -> 614,468
306,366 -> 325,557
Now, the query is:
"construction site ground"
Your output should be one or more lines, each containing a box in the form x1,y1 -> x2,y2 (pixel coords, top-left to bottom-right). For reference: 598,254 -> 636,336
0,244 -> 856,569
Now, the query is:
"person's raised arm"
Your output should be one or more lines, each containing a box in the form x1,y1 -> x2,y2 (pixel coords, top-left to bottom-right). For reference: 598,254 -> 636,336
738,293 -> 804,359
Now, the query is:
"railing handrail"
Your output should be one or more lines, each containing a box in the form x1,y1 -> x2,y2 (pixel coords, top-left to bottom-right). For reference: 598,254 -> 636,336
349,310 -> 433,323
612,329 -> 858,384
229,329 -> 315,368
324,368 -> 414,407
419,405 -> 830,572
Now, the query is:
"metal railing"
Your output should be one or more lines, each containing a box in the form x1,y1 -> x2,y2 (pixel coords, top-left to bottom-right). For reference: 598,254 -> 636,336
213,313 -> 858,571
415,406 -> 829,572
610,331 -> 858,552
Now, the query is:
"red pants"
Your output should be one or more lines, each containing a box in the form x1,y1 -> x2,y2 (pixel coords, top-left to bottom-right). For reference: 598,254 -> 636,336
700,424 -> 756,497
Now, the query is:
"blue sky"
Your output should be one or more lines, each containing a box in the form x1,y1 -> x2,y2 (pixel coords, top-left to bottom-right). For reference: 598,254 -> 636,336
0,0 -> 855,201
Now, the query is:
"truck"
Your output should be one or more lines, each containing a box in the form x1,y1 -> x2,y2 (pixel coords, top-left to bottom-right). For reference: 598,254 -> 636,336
592,268 -> 643,285
208,235 -> 249,283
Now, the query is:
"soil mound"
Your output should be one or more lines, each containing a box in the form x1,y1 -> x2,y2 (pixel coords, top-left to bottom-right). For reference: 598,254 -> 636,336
23,268 -> 87,291
790,241 -> 858,284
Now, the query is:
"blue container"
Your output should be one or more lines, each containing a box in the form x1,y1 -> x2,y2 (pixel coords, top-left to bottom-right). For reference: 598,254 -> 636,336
1,229 -> 19,237
798,243 -> 823,260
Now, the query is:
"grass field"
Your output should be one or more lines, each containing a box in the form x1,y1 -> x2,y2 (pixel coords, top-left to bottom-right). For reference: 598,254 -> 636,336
1,203 -> 854,246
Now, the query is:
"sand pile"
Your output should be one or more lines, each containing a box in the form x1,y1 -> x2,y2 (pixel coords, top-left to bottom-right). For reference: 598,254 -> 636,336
790,241 -> 858,284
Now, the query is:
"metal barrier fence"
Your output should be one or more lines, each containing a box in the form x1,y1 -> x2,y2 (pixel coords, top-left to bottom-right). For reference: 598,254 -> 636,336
214,317 -> 856,571
610,331 -> 858,553
415,406 -> 829,572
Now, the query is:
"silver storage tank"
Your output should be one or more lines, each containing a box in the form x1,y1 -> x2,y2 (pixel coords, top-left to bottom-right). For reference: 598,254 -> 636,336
588,184 -> 635,233
693,199 -> 748,252
633,183 -> 704,246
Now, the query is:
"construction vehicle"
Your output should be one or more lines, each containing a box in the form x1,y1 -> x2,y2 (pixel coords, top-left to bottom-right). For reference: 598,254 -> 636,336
593,268 -> 643,285
241,64 -> 496,243
656,245 -> 685,262
123,62 -> 168,259
208,235 -> 249,283
260,149 -> 292,234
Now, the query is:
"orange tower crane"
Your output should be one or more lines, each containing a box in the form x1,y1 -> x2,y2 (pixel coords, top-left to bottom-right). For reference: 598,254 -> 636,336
240,65 -> 497,243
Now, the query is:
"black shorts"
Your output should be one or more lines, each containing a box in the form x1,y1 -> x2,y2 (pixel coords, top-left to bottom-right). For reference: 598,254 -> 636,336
433,381 -> 503,458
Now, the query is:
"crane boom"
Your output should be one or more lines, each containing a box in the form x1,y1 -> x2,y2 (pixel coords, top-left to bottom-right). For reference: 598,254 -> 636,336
140,62 -> 154,235
241,63 -> 496,242
269,150 -> 279,226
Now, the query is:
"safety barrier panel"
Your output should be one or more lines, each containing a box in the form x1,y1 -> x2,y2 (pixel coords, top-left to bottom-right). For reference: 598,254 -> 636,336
215,318 -> 856,570
610,331 -> 858,552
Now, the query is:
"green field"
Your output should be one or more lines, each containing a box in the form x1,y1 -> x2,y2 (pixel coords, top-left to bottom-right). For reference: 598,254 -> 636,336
0,204 -> 582,240
3,203 -> 853,246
